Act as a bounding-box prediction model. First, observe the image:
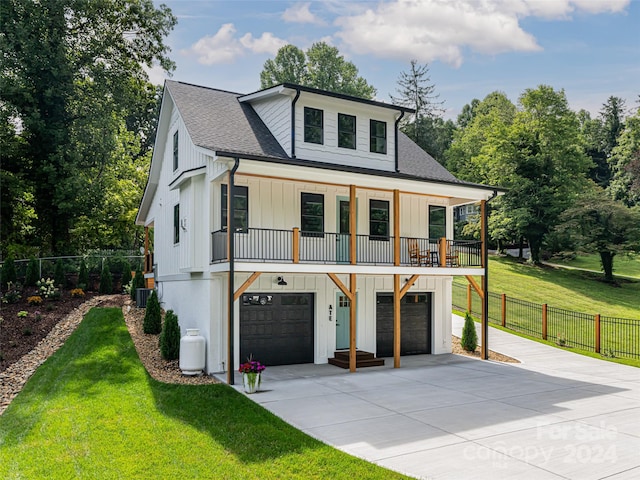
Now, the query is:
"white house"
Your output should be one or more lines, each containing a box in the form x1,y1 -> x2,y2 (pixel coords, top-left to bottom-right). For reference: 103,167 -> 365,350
136,80 -> 498,382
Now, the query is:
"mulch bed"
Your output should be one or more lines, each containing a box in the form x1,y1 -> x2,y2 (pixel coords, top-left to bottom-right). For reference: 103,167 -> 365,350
0,288 -> 99,372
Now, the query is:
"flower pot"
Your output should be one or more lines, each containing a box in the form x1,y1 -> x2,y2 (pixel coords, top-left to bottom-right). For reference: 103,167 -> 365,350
242,372 -> 261,394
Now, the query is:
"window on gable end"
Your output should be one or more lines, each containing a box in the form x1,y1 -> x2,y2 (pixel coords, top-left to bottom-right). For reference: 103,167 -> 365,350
338,113 -> 356,149
173,130 -> 179,171
370,120 -> 387,154
304,107 -> 323,144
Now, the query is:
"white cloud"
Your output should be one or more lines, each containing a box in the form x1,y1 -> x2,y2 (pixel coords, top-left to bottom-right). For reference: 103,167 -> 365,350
143,64 -> 170,86
240,32 -> 287,55
282,3 -> 325,25
334,0 -> 630,67
183,24 -> 287,65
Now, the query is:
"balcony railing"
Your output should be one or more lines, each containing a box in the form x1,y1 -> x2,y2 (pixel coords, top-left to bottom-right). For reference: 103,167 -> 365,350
211,228 -> 482,268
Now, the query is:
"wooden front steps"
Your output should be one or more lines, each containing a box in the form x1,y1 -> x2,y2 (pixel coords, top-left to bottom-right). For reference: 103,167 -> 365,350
328,350 -> 385,369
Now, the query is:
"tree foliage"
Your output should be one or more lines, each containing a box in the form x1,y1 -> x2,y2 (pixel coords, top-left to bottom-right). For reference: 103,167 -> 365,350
556,186 -> 640,282
0,0 -> 176,256
260,42 -> 376,99
608,108 -> 640,207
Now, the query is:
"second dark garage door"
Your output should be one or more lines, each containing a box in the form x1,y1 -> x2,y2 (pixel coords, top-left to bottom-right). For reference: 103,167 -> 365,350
376,293 -> 432,357
240,293 -> 314,366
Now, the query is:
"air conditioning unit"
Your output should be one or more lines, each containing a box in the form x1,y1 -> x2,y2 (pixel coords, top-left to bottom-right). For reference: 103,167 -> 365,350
136,288 -> 153,308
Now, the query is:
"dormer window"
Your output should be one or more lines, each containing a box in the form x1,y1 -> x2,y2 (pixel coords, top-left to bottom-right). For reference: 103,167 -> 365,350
338,113 -> 356,149
173,130 -> 179,171
370,120 -> 387,154
304,107 -> 323,144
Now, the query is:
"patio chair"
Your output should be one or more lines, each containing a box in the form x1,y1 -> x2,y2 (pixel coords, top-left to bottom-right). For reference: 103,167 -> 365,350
408,238 -> 434,266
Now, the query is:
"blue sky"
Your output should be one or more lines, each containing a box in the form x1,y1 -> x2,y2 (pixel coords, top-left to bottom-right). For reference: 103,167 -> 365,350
151,0 -> 639,120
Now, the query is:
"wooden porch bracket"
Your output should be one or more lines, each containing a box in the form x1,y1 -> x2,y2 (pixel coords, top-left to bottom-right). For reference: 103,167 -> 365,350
399,274 -> 419,299
465,275 -> 484,301
327,273 -> 354,301
234,272 -> 262,301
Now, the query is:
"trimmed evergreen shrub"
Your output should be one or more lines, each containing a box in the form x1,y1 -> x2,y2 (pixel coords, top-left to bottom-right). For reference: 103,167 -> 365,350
1,255 -> 17,287
54,259 -> 65,288
25,257 -> 39,287
461,312 -> 478,352
99,262 -> 113,294
143,290 -> 162,334
160,310 -> 181,360
121,259 -> 132,289
131,266 -> 144,301
78,259 -> 89,290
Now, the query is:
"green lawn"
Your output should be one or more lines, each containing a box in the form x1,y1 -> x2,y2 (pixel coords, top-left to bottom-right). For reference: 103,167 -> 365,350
549,253 -> 640,279
458,256 -> 640,319
454,256 -> 640,364
0,308 -> 407,480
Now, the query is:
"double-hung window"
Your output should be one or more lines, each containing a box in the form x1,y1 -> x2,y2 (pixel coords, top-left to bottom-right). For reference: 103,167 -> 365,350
370,120 -> 387,154
221,185 -> 248,232
304,107 -> 323,144
301,193 -> 324,237
173,131 -> 179,171
429,205 -> 446,239
369,199 -> 389,241
338,113 -> 356,149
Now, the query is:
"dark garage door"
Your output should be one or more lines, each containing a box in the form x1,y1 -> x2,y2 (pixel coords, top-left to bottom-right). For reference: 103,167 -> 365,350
240,293 -> 314,366
376,293 -> 432,357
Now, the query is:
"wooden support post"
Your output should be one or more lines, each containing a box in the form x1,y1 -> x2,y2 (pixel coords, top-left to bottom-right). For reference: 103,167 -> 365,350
234,272 -> 262,301
467,284 -> 472,313
292,228 -> 300,264
350,185 -> 356,265
439,237 -> 447,267
394,274 -> 401,368
349,273 -> 357,372
542,304 -> 548,340
501,294 -> 506,328
393,189 -> 400,266
595,314 -> 601,353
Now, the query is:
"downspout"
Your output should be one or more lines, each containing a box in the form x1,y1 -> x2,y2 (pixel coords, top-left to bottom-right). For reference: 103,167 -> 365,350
291,88 -> 301,158
481,189 -> 498,360
394,111 -> 405,173
227,157 -> 240,385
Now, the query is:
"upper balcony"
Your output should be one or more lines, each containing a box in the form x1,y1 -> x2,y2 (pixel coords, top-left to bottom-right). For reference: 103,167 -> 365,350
211,228 -> 482,269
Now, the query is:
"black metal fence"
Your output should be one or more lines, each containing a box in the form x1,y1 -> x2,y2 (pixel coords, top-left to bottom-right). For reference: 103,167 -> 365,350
453,283 -> 640,360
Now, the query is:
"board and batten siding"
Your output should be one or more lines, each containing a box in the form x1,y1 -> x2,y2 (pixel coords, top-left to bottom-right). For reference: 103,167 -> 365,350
294,93 -> 398,171
250,95 -> 291,155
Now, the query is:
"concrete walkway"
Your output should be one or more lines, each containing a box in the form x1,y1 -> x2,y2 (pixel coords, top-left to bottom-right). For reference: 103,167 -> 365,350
234,316 -> 640,479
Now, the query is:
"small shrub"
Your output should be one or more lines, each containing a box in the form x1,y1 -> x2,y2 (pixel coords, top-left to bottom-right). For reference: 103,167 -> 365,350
22,327 -> 33,336
37,278 -> 58,299
121,259 -> 132,288
131,266 -> 145,301
54,259 -> 65,288
461,312 -> 478,352
78,258 -> 89,290
143,290 -> 162,334
25,257 -> 39,287
160,310 -> 181,360
17,310 -> 28,318
99,263 -> 113,294
27,295 -> 43,305
1,255 -> 17,287
2,281 -> 22,304
70,288 -> 85,298
34,310 -> 42,321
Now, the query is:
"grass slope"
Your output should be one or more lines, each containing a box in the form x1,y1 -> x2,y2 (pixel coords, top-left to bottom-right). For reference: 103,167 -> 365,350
459,256 -> 640,319
549,253 -> 640,279
0,308 -> 406,480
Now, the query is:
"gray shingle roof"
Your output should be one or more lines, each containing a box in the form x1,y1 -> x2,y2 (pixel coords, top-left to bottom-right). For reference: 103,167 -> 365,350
166,80 -> 462,183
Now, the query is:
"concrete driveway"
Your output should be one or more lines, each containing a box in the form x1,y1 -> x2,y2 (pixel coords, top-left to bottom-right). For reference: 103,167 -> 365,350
234,315 -> 640,479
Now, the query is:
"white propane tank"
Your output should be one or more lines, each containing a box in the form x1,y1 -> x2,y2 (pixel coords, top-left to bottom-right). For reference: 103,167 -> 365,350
179,329 -> 205,375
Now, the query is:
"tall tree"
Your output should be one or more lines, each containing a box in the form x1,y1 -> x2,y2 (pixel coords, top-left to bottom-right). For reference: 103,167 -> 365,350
390,60 -> 448,161
0,0 -> 176,255
557,186 -> 640,282
259,42 -> 376,99
608,108 -> 640,206
493,86 -> 592,263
